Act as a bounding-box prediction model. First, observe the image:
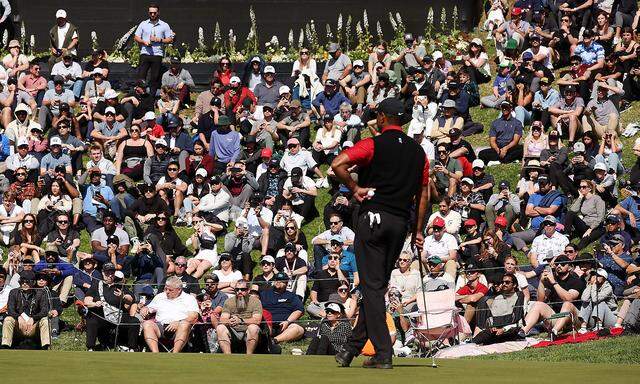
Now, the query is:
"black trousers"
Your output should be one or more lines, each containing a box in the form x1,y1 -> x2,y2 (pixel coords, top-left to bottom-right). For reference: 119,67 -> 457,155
85,312 -> 140,350
346,210 -> 406,360
563,211 -> 590,241
307,335 -> 337,355
478,145 -> 523,164
137,54 -> 163,97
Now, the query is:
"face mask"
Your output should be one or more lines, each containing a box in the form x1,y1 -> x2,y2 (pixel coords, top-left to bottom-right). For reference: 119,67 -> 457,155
376,49 -> 386,55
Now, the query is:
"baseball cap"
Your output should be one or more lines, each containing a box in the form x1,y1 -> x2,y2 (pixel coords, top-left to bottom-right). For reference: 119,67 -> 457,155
104,106 -> 116,115
235,217 -> 248,228
605,214 -> 620,223
554,254 -> 571,264
353,59 -> 364,67
432,51 -> 443,61
470,38 -> 483,47
427,255 -> 443,265
49,136 -> 62,146
472,159 -> 485,169
91,68 -> 103,76
432,216 -> 446,228
442,99 -> 456,109
262,103 -> 275,112
542,215 -> 557,225
522,51 -> 534,61
499,180 -> 510,190
448,81 -> 459,90
290,99 -> 302,108
511,7 -> 523,15
330,234 -> 344,244
499,60 -> 511,68
16,137 -> 29,147
274,272 -> 289,281
495,215 -> 508,228
230,76 -> 241,84
538,175 -> 549,184
104,89 -> 119,99
594,268 -> 608,279
464,218 -> 477,227
102,262 -> 116,272
564,85 -> 577,94
500,100 -> 513,108
325,302 -> 344,313
328,42 -> 340,52
378,98 -> 404,117
261,148 -> 273,158
448,127 -> 462,137
268,159 -> 280,168
217,115 -> 232,126
284,242 -> 297,251
539,77 -> 551,85
56,9 -> 67,18
8,40 -> 20,49
154,138 -> 168,148
573,142 -> 586,153
290,167 -> 303,177
166,114 -> 182,128
608,234 -> 625,246
279,85 -> 291,95
261,255 -> 275,264
195,168 -> 208,178
53,75 -> 65,85
461,177 -> 474,186
263,65 -> 276,74
143,111 -> 156,121
287,137 -> 300,146
251,56 -> 261,63
210,175 -> 221,184
170,56 -> 181,65
219,253 -> 232,262
45,243 -> 59,256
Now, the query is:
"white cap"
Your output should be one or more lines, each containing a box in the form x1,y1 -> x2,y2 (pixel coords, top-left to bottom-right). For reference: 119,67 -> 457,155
325,303 -> 343,313
264,65 -> 276,74
230,76 -> 241,84
104,106 -> 116,115
472,159 -> 485,169
471,38 -> 483,46
407,124 -> 424,137
261,255 -> 275,263
114,270 -> 125,280
104,89 -> 119,99
154,138 -> 168,147
342,141 -> 354,148
195,168 -> 208,178
595,268 -> 608,279
432,51 -> 443,61
56,9 -> 67,19
251,56 -> 261,63
91,68 -> 103,75
461,177 -> 474,186
279,85 -> 291,95
353,59 -> 364,67
143,111 -> 156,121
594,162 -> 607,171
49,136 -> 62,146
16,137 -> 29,147
235,217 -> 248,228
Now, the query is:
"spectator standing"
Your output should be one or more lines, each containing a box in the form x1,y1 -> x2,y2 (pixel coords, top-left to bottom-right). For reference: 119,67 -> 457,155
134,3 -> 174,97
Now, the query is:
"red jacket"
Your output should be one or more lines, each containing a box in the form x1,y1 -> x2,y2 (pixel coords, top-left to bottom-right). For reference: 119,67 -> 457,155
224,87 -> 257,113
185,154 -> 215,179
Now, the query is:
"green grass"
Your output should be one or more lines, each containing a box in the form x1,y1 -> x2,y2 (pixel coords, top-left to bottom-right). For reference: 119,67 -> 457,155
1,350 -> 638,383
474,334 -> 640,365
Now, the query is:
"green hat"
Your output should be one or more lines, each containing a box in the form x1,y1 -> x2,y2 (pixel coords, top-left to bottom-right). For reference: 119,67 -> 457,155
217,115 -> 232,126
427,255 -> 443,265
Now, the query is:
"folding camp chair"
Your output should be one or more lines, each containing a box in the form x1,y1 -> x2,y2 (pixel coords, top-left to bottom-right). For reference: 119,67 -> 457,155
407,289 -> 462,357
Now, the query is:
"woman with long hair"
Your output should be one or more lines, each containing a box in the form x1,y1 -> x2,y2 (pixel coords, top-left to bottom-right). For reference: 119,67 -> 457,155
476,229 -> 511,286
613,26 -> 638,73
291,47 -> 317,78
503,256 -> 530,302
363,72 -> 397,122
212,56 -> 236,86
306,298 -> 352,355
212,253 -> 243,295
35,179 -> 73,234
593,11 -> 615,54
145,211 -> 187,274
522,121 -> 548,161
582,131 -> 600,160
186,214 -> 224,279
564,179 -> 606,243
114,124 -> 153,181
155,160 -> 187,219
185,140 -> 215,180
462,39 -> 491,84
596,130 -> 624,175
13,213 -> 43,262
367,40 -> 391,76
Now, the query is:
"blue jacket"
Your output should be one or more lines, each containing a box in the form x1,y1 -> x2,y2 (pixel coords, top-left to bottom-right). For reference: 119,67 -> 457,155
259,289 -> 304,323
35,257 -> 77,286
312,91 -> 350,117
0,134 -> 9,162
73,270 -> 102,289
164,131 -> 194,154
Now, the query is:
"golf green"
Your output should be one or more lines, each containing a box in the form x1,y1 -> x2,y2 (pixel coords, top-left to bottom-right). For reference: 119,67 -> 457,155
0,351 -> 638,383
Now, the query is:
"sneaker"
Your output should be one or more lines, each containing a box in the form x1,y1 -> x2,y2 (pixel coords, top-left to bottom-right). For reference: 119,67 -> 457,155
487,160 -> 501,167
321,177 -> 330,188
174,217 -> 186,227
315,178 -> 325,188
578,326 -> 588,334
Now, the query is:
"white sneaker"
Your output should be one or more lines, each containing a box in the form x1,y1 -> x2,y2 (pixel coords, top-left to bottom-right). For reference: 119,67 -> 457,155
487,160 -> 501,167
578,326 -> 588,334
321,177 -> 330,188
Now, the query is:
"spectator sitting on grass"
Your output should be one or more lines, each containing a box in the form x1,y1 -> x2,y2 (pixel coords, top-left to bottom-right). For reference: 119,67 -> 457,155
141,275 -> 200,353
519,255 -> 585,339
260,272 -> 305,351
577,268 -> 618,333
307,251 -> 348,318
216,279 -> 263,354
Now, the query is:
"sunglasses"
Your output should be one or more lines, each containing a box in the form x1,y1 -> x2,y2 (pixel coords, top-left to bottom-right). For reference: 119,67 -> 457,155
131,129 -> 140,133
16,173 -> 26,176
338,288 -> 349,293
399,258 -> 410,262
105,112 -> 115,116
168,168 -> 179,172
58,125 -> 69,129
579,185 -> 589,189
300,51 -> 309,55
260,261 -> 273,266
433,227 -> 443,232
221,62 -> 230,66
330,241 -> 342,247
23,219 -> 34,223
287,144 -> 298,149
328,256 -> 340,261
286,226 -> 296,230
192,220 -> 202,224
329,221 -> 341,226
176,263 -> 187,267
235,288 -> 248,292
57,220 -> 69,224
157,217 -> 167,221
501,280 -> 514,285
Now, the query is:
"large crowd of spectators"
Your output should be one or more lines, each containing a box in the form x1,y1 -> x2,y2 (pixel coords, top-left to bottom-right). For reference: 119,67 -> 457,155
1,2 -> 640,356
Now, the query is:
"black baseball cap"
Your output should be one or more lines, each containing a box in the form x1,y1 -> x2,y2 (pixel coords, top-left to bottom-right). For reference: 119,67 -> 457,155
499,180 -> 510,190
377,98 -> 404,117
554,254 -> 572,264
274,272 -> 289,281
102,262 -> 116,272
219,253 -> 232,262
291,167 -> 303,177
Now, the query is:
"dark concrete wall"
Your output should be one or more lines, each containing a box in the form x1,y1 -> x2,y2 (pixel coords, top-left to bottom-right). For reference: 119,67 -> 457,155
20,0 -> 481,55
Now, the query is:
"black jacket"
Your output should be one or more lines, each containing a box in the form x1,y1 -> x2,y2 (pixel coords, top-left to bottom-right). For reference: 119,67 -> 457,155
257,171 -> 286,200
7,288 -> 49,321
